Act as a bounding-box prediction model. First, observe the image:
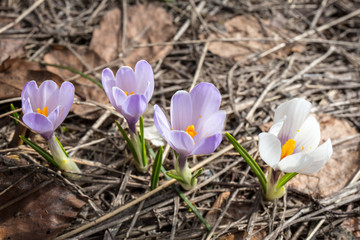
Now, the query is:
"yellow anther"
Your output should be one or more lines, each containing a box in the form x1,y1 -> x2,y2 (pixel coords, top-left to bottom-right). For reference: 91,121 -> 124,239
36,106 -> 48,117
302,146 -> 304,150
199,115 -> 202,118
186,125 -> 197,138
124,91 -> 134,96
281,139 -> 296,160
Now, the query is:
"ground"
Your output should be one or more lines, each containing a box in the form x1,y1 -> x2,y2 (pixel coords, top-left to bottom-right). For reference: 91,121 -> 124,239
0,0 -> 360,239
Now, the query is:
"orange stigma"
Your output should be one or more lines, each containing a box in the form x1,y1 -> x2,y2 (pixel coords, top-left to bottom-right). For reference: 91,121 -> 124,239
186,125 -> 197,138
37,106 -> 48,117
281,139 -> 296,159
124,91 -> 134,96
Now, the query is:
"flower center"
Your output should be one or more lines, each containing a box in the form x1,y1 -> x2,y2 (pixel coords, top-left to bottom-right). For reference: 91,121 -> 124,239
37,106 -> 48,117
124,91 -> 134,96
186,125 -> 197,138
281,139 -> 296,159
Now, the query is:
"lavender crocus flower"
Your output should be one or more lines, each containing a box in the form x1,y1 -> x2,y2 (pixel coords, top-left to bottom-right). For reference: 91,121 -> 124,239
21,80 -> 81,178
154,82 -> 225,189
21,80 -> 75,140
102,60 -> 154,133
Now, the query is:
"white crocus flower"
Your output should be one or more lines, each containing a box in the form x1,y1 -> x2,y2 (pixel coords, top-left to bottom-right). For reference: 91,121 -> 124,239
259,98 -> 333,174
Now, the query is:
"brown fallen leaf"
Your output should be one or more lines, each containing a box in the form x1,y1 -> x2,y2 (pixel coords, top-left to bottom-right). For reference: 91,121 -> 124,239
0,58 -> 64,100
0,17 -> 26,64
208,15 -> 303,62
0,156 -> 85,240
288,115 -> 359,197
90,3 -> 175,66
44,45 -> 108,119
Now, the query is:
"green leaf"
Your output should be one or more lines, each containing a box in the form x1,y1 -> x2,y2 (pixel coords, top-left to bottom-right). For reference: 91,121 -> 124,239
10,104 -> 19,125
277,172 -> 298,190
54,135 -> 69,158
139,116 -> 147,167
41,62 -> 103,88
19,135 -> 59,168
166,171 -> 186,183
151,146 -> 163,190
145,142 -> 211,231
115,121 -> 140,164
191,168 -> 202,186
225,132 -> 267,192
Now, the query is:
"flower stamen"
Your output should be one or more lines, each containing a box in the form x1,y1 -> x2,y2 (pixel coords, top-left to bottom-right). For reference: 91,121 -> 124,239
281,139 -> 296,159
124,91 -> 134,96
186,125 -> 197,138
37,106 -> 48,117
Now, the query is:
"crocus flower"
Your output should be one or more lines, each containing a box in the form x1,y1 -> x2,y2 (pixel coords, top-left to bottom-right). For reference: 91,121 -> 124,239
102,60 -> 154,133
258,98 -> 332,200
21,80 -> 75,140
21,80 -> 81,178
154,82 -> 226,189
258,98 -> 332,174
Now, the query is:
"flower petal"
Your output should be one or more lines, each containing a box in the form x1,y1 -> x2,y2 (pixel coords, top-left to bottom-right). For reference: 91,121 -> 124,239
48,106 -> 60,127
154,105 -> 171,142
191,133 -> 222,155
258,133 -> 281,169
116,66 -> 136,94
170,91 -> 192,131
190,82 -> 221,127
102,68 -> 117,107
135,60 -> 154,99
21,81 -> 39,111
268,120 -> 284,136
304,139 -> 332,174
38,80 -> 60,112
56,81 -> 74,128
278,139 -> 332,174
121,94 -> 148,132
112,87 -> 128,112
22,98 -> 33,115
23,113 -> 54,140
194,110 -> 225,143
168,130 -> 195,157
293,116 -> 320,153
276,98 -> 312,145
277,153 -> 308,173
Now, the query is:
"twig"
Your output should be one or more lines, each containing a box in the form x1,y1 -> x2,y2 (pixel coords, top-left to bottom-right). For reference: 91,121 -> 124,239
189,40 -> 210,91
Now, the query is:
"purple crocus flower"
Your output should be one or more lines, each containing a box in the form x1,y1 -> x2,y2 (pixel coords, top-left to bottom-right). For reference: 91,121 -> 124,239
102,60 -> 154,133
154,82 -> 226,170
21,80 -> 75,140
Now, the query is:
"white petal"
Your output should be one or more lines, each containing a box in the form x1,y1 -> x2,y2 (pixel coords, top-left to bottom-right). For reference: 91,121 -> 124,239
268,120 -> 284,137
293,116 -> 320,153
276,98 -> 312,145
278,139 -> 332,174
258,133 -> 281,169
304,139 -> 332,174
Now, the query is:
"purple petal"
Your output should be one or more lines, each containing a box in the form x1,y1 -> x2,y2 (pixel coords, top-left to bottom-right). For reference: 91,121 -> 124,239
22,98 -> 33,115
190,82 -> 221,127
121,94 -> 148,132
21,81 -> 39,112
194,110 -> 225,143
48,106 -> 60,128
275,98 -> 311,145
168,130 -> 195,157
116,66 -> 137,94
38,80 -> 60,112
191,133 -> 222,155
56,81 -> 74,128
102,68 -> 117,107
23,113 -> 54,140
170,91 -> 192,131
135,60 -> 154,99
112,87 -> 128,112
154,104 -> 171,142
